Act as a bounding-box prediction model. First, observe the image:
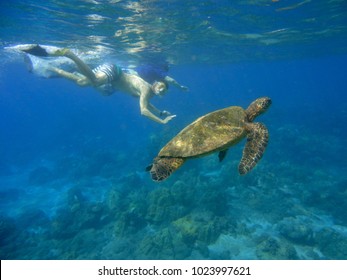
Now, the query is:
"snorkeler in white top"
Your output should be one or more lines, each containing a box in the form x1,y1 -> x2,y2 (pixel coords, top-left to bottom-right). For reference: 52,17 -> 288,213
12,44 -> 188,125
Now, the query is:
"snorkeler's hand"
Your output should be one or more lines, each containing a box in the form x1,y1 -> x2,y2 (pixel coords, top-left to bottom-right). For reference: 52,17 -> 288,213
160,110 -> 171,117
163,115 -> 176,124
180,85 -> 189,91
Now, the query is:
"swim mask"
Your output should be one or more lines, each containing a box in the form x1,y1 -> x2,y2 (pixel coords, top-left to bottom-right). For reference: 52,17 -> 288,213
152,81 -> 168,96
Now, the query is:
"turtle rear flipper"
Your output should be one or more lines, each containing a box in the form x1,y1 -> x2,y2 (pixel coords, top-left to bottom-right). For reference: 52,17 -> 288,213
218,149 -> 228,162
150,157 -> 185,181
238,122 -> 268,175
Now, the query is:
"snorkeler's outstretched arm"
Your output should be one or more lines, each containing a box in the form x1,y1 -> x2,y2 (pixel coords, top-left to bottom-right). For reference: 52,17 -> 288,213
139,90 -> 176,124
164,76 -> 189,91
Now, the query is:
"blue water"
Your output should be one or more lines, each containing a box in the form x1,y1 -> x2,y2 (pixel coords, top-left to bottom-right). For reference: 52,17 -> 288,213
1,0 -> 347,260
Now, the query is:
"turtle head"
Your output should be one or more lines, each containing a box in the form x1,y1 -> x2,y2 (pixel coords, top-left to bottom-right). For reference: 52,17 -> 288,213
147,157 -> 185,182
246,97 -> 271,122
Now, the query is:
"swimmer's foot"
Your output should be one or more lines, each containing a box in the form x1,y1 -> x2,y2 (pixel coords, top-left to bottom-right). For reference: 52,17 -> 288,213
52,48 -> 70,57
20,44 -> 69,57
21,44 -> 49,57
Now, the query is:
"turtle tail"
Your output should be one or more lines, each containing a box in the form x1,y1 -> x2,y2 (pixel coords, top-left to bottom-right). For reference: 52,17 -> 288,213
238,122 -> 269,175
149,157 -> 185,182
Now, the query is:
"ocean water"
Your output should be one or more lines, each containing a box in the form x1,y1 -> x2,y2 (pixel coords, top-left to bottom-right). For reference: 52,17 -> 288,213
1,0 -> 347,260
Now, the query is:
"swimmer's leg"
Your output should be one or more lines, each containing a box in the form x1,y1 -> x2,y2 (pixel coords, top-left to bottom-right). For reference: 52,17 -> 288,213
54,49 -> 97,84
50,67 -> 90,86
21,45 -> 97,84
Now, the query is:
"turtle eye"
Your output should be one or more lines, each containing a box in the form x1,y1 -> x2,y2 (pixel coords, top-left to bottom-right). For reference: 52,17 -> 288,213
264,98 -> 272,107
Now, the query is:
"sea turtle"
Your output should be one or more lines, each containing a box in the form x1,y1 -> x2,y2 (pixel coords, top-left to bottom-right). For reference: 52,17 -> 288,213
147,97 -> 272,181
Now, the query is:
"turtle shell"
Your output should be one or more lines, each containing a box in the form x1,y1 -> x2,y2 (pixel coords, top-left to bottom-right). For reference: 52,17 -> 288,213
159,106 -> 248,158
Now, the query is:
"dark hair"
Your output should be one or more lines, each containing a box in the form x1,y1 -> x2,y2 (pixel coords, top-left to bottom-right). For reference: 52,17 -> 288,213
162,80 -> 169,89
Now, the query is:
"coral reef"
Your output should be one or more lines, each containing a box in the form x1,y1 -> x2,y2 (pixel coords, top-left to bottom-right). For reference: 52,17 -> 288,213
172,212 -> 229,245
146,186 -> 188,224
136,227 -> 191,259
277,216 -> 314,245
256,236 -> 298,260
0,215 -> 17,247
315,228 -> 347,259
50,188 -> 111,240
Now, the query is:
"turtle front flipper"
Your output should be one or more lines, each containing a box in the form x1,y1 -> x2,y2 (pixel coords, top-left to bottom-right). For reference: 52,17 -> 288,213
238,122 -> 269,175
150,157 -> 185,181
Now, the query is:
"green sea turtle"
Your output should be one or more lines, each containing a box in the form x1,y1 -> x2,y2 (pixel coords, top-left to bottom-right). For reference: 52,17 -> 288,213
147,97 -> 272,181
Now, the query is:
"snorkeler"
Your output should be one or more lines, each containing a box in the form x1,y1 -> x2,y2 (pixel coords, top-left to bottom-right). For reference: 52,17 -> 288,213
134,63 -> 189,93
15,44 -> 187,125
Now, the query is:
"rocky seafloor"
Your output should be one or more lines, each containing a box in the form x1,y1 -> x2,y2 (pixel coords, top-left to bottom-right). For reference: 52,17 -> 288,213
1,123 -> 347,260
